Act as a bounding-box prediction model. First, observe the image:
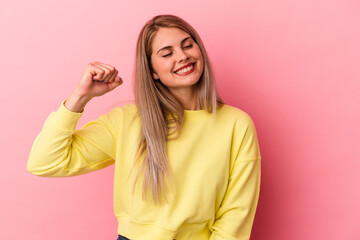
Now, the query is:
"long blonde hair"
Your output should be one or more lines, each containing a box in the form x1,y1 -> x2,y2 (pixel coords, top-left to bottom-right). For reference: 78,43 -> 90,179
133,14 -> 223,205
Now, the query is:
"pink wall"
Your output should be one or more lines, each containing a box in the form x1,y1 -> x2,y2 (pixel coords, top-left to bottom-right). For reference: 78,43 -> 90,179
1,0 -> 359,239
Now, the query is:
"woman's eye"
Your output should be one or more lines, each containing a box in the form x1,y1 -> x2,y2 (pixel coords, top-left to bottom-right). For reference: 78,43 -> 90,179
162,52 -> 172,57
184,44 -> 193,49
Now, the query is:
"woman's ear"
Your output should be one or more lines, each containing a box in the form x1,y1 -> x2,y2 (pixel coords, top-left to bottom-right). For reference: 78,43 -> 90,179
152,72 -> 159,80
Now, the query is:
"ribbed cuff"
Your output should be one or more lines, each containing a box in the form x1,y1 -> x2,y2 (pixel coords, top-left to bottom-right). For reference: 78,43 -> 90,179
51,100 -> 84,131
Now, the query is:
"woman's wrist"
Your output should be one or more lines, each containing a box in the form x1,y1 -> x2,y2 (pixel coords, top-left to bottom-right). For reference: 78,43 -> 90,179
64,93 -> 92,113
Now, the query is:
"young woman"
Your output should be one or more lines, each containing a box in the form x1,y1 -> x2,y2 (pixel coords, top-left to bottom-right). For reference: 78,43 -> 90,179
27,14 -> 261,240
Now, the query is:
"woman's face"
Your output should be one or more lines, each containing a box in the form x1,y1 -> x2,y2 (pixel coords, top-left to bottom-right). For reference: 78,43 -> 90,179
150,27 -> 204,94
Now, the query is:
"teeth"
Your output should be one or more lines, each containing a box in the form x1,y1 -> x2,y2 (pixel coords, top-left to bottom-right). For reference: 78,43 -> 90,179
175,64 -> 193,74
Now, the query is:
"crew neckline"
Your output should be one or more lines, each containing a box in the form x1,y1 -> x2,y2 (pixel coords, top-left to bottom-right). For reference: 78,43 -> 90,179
183,108 -> 205,112
183,108 -> 213,121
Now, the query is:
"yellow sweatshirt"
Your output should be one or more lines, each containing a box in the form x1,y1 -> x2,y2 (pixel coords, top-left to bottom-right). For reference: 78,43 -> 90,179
27,102 -> 261,240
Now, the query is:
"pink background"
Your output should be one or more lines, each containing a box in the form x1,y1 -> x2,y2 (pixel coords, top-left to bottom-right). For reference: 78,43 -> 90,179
1,0 -> 359,239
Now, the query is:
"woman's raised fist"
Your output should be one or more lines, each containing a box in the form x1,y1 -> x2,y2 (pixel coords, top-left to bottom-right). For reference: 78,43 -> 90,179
65,61 -> 123,112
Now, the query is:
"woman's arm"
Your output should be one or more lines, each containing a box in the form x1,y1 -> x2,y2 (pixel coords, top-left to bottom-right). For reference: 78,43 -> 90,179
27,61 -> 123,177
209,116 -> 262,240
209,159 -> 261,240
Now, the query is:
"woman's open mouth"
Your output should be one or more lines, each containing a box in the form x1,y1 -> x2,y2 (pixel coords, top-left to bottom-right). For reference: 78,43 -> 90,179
174,63 -> 196,76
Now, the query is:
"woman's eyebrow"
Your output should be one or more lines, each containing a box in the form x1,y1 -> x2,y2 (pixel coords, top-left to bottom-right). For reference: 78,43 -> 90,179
156,37 -> 192,55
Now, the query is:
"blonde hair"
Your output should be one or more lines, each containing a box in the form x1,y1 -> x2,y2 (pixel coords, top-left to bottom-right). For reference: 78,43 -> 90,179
133,14 -> 223,205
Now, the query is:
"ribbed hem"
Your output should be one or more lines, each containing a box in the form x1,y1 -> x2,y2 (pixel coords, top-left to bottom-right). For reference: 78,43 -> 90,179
116,215 -> 211,240
117,215 -> 175,240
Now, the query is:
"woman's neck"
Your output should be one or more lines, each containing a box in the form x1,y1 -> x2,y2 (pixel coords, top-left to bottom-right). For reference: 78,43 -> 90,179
170,86 -> 200,110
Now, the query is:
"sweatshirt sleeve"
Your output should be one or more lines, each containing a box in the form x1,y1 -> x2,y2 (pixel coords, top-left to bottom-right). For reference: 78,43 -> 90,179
27,101 -> 120,177
209,115 -> 261,240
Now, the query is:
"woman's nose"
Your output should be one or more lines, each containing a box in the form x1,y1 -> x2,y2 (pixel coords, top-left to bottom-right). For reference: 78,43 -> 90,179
176,49 -> 189,62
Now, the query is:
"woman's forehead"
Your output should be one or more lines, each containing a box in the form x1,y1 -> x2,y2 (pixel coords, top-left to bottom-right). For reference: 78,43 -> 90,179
151,27 -> 192,49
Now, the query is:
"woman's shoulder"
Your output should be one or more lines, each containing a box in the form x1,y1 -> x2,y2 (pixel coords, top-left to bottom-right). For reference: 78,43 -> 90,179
108,102 -> 138,115
219,105 -> 260,147
218,104 -> 254,124
98,102 -> 139,125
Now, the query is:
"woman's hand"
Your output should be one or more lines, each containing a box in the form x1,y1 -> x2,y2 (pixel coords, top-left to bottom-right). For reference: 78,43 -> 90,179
65,61 -> 123,112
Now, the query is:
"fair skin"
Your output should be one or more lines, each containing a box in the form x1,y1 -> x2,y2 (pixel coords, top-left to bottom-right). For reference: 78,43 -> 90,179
65,62 -> 122,112
65,28 -> 204,112
150,27 -> 204,110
